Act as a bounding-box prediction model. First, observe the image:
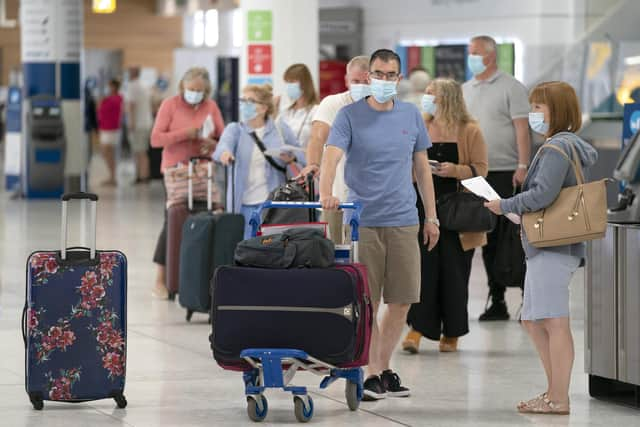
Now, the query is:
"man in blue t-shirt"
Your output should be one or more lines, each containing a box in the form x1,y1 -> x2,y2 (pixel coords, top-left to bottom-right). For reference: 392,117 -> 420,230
320,49 -> 440,401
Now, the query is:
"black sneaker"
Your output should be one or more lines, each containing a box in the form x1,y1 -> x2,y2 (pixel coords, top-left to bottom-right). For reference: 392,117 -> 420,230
380,370 -> 410,398
362,375 -> 386,401
479,299 -> 510,321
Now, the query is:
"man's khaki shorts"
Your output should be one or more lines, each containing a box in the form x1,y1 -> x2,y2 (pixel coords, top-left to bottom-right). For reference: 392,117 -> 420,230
359,225 -> 420,305
321,210 -> 346,245
128,128 -> 150,153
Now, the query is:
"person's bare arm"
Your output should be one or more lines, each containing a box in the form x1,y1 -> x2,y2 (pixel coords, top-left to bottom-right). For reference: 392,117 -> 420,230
300,121 -> 330,177
414,150 -> 440,251
513,117 -> 531,186
127,101 -> 136,130
319,145 -> 344,210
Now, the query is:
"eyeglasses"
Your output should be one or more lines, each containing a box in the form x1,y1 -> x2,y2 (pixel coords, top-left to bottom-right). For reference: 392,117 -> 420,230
369,71 -> 399,81
239,98 -> 264,104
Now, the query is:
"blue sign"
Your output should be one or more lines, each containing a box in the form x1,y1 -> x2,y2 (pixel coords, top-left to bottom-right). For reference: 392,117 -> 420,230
6,86 -> 22,132
623,102 -> 640,146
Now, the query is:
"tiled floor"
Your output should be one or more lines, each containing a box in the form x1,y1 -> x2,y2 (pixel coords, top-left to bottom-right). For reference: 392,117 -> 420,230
1,158 -> 639,426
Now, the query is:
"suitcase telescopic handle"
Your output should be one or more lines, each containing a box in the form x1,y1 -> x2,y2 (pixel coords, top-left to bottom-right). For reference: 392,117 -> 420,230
60,192 -> 97,261
249,201 -> 362,240
187,157 -> 214,211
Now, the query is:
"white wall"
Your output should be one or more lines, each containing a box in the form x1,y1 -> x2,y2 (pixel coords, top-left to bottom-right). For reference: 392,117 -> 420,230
319,0 -> 616,85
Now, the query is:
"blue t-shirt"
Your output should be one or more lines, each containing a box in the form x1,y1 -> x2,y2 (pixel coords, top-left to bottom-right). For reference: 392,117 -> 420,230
326,98 -> 431,227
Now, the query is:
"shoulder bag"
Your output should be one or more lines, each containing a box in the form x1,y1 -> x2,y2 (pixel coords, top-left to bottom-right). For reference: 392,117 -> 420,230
437,165 -> 498,232
522,143 -> 607,248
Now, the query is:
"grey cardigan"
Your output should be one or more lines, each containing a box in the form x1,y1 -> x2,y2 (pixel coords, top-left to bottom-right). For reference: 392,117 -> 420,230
500,132 -> 598,259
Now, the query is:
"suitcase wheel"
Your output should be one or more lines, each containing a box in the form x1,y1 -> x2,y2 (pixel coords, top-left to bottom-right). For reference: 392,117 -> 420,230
186,310 -> 194,322
246,394 -> 268,422
30,396 -> 43,411
114,394 -> 127,409
293,396 -> 313,423
345,380 -> 359,411
168,292 -> 177,301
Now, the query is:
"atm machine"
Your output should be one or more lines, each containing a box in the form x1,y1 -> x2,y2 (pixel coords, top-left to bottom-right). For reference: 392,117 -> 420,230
23,95 -> 66,198
585,129 -> 640,408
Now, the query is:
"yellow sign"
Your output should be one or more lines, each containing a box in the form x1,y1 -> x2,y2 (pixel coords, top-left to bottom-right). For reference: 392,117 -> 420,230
93,0 -> 116,14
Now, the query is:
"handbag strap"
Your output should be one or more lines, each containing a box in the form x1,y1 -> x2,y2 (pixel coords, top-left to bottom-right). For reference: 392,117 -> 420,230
249,130 -> 288,175
536,143 -> 585,185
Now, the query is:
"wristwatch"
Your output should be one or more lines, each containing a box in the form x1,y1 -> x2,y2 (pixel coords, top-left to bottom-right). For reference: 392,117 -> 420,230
426,217 -> 440,227
517,163 -> 528,170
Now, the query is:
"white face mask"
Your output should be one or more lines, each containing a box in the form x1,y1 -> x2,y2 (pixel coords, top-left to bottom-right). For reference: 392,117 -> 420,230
528,112 -> 549,135
183,89 -> 204,105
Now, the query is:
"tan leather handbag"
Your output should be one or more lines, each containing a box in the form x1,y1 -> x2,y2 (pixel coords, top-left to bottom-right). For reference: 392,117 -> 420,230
522,143 -> 607,248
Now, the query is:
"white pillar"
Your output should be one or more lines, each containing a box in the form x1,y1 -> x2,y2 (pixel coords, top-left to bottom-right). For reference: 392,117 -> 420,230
240,0 -> 318,97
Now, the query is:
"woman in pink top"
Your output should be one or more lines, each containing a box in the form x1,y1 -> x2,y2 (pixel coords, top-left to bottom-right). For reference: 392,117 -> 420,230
97,78 -> 123,186
150,67 -> 225,299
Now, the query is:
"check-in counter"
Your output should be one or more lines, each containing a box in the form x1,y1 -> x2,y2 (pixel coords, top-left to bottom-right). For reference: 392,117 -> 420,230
586,223 -> 640,407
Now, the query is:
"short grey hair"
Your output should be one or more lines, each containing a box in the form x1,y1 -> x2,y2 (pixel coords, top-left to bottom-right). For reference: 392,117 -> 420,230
179,67 -> 212,99
471,35 -> 497,53
347,55 -> 370,72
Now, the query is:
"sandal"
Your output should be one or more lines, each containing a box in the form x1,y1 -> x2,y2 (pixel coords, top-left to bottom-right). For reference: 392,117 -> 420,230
518,397 -> 570,415
517,392 -> 547,410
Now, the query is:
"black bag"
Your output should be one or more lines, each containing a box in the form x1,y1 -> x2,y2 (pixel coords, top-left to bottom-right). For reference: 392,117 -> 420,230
261,177 -> 315,225
437,192 -> 497,232
493,216 -> 526,288
234,228 -> 335,269
436,165 -> 497,232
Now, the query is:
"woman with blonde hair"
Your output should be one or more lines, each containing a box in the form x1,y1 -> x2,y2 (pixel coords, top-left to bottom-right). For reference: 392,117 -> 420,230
485,81 -> 597,414
150,67 -> 225,299
402,78 -> 488,353
213,83 -> 302,238
278,63 -> 319,147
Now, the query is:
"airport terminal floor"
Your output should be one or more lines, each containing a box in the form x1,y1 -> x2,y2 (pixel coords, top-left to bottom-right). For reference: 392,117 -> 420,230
0,159 -> 638,426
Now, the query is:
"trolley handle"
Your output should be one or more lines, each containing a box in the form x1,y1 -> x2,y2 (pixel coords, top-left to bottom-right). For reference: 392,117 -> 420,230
249,201 -> 362,242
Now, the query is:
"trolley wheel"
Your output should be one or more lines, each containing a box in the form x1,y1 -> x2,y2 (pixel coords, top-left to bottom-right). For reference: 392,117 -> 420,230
168,292 -> 176,301
30,396 -> 44,411
247,395 -> 268,422
345,380 -> 360,411
114,394 -> 127,409
207,315 -> 212,324
186,310 -> 194,322
294,396 -> 313,423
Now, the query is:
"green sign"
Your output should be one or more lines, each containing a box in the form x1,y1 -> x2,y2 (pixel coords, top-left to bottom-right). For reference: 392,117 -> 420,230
248,10 -> 272,42
497,43 -> 515,76
420,46 -> 436,77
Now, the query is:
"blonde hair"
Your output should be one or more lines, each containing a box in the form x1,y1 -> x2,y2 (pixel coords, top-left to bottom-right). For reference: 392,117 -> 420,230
426,78 -> 475,132
179,67 -> 212,100
529,81 -> 582,137
283,63 -> 318,106
244,84 -> 275,117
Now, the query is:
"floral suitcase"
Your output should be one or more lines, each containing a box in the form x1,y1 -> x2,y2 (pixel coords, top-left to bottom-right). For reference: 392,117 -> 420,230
22,193 -> 128,410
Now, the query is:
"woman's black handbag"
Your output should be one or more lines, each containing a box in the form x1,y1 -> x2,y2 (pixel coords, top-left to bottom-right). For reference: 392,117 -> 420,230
436,166 -> 497,232
437,192 -> 498,232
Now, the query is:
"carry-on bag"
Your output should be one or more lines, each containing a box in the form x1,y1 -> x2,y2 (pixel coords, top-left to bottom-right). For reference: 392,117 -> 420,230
179,161 -> 244,321
261,174 -> 317,225
210,201 -> 371,371
165,159 -> 212,299
23,193 -> 128,410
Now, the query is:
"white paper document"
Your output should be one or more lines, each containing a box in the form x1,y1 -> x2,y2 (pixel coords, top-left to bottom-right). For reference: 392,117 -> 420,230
200,115 -> 215,138
461,176 -> 521,224
264,144 -> 305,157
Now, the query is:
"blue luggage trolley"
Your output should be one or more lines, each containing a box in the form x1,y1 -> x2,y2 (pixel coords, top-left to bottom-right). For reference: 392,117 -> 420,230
241,201 -> 364,423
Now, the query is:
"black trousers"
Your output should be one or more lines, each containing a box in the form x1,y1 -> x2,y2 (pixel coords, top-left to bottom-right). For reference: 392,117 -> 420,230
481,171 -> 517,300
407,224 -> 474,341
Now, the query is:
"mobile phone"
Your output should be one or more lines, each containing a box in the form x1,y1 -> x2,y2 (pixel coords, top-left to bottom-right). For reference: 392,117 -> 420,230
429,160 -> 440,170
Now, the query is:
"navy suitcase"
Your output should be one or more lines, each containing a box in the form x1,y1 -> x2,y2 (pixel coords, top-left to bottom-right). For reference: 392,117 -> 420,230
23,193 -> 128,410
179,162 -> 244,321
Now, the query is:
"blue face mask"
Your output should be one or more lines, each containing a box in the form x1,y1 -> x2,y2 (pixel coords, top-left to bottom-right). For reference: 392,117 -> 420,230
467,54 -> 487,76
421,94 -> 437,115
370,78 -> 397,103
349,84 -> 370,102
529,112 -> 549,135
286,82 -> 302,102
184,89 -> 204,105
240,101 -> 258,122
